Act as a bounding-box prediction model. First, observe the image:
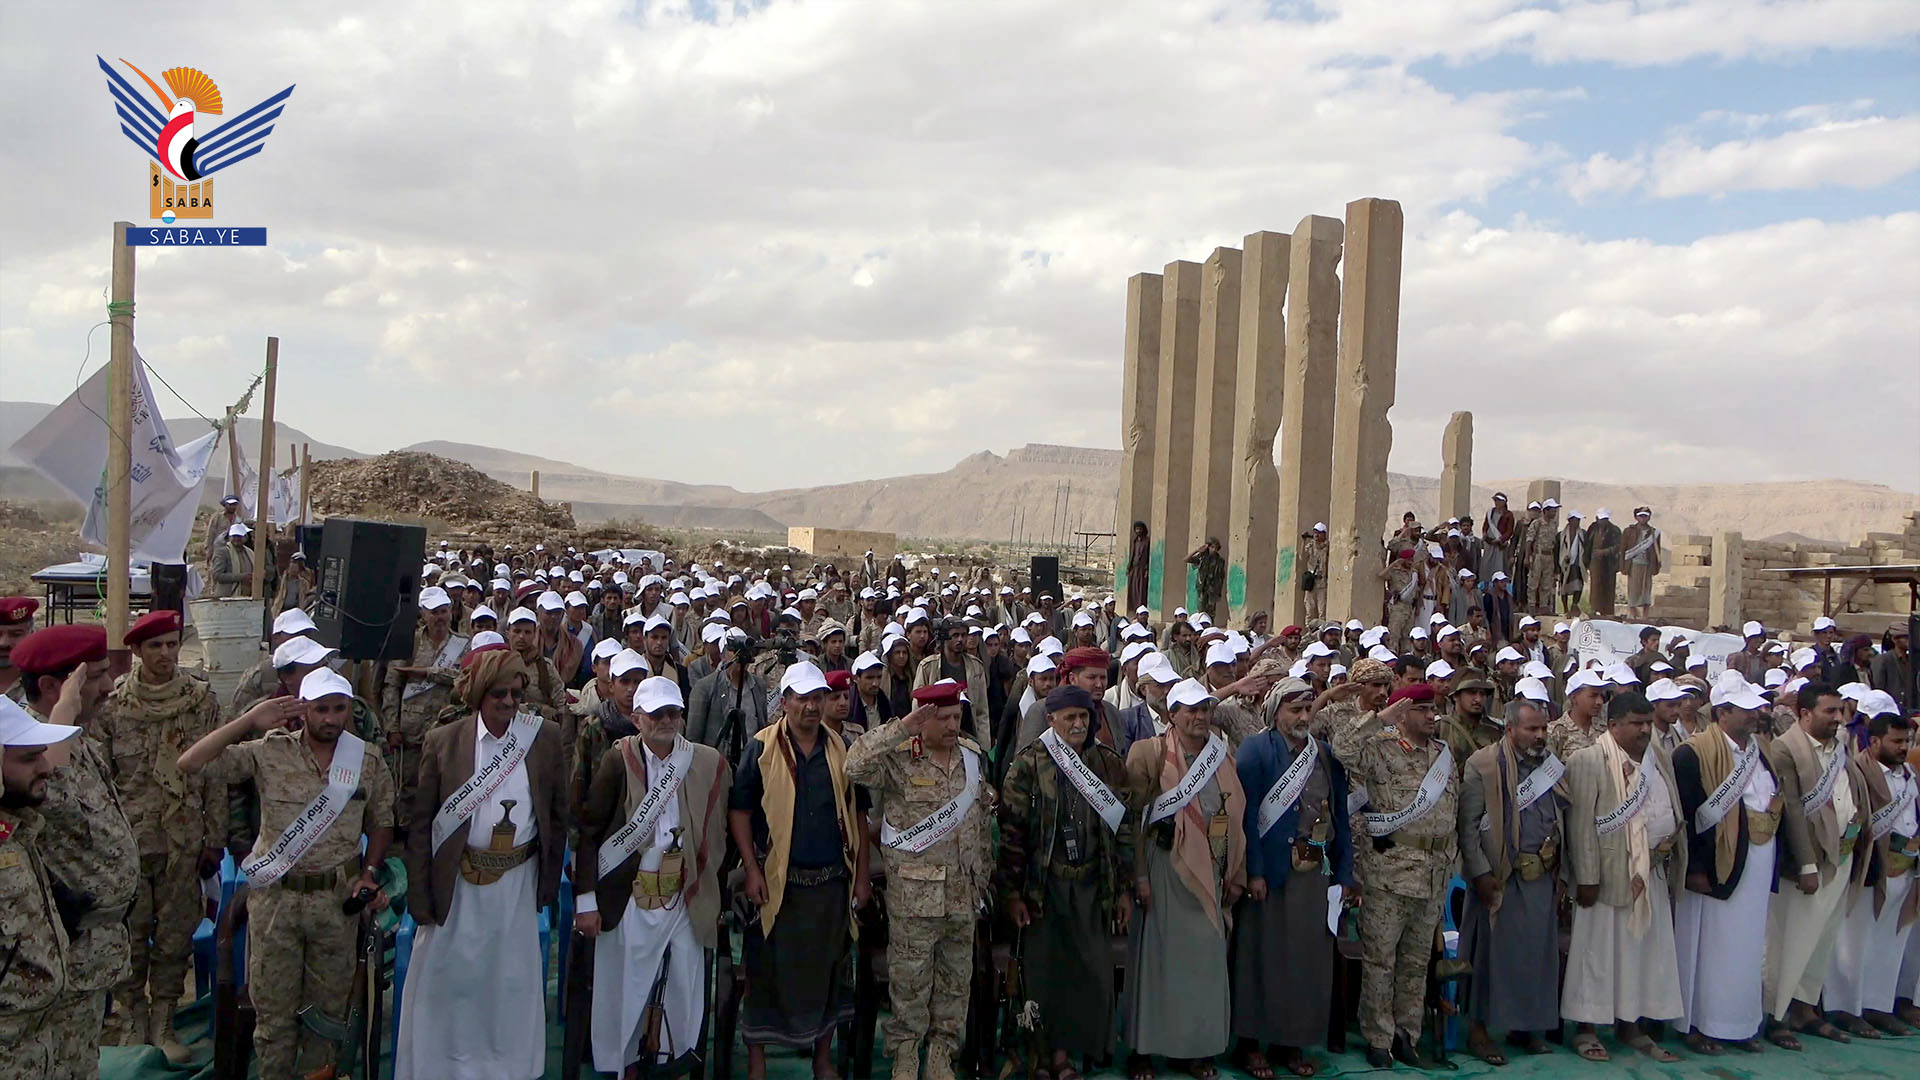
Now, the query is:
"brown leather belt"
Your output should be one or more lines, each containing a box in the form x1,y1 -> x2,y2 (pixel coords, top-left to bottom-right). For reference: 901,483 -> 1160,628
276,856 -> 362,894
460,841 -> 537,886
1393,832 -> 1452,853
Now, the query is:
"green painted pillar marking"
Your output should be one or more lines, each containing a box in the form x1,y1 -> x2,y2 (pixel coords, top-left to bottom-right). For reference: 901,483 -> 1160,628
1148,539 -> 1165,608
1276,545 -> 1297,590
1227,563 -> 1246,611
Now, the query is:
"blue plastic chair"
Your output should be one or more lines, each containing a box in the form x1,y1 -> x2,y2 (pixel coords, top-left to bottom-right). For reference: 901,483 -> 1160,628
192,853 -> 250,999
391,912 -> 416,1057
1437,875 -> 1468,1052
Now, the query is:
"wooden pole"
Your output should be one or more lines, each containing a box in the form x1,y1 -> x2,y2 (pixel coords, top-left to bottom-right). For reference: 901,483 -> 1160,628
300,442 -> 311,523
106,222 -> 135,665
252,337 -> 278,600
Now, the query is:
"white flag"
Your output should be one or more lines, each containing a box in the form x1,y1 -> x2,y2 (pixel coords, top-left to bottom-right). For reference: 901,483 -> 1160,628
226,438 -> 300,525
8,350 -> 218,564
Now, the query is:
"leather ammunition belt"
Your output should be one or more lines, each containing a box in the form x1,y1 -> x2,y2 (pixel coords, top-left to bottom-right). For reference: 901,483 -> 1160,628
1748,810 -> 1782,845
276,856 -> 362,894
1514,848 -> 1560,883
632,849 -> 685,910
460,841 -> 537,886
787,862 -> 848,888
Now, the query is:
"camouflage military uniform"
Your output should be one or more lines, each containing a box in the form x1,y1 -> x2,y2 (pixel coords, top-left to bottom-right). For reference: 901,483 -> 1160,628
845,719 -> 992,1080
1192,549 -> 1226,619
1303,539 -> 1329,621
210,729 -> 395,1079
517,651 -> 570,721
33,718 -> 139,1079
0,808 -> 69,1080
379,629 -> 467,837
1331,709 -> 1459,1052
226,693 -> 386,858
1385,563 -> 1418,652
568,701 -> 636,844
100,667 -> 225,1045
1439,712 -> 1502,779
226,653 -> 276,716
1545,716 -> 1600,762
1525,517 -> 1558,612
1211,696 -> 1265,752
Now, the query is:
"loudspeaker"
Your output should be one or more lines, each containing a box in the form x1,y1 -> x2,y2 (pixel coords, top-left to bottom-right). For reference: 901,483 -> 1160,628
149,563 -> 188,620
295,524 -> 325,565
312,518 -> 425,661
1030,556 -> 1060,601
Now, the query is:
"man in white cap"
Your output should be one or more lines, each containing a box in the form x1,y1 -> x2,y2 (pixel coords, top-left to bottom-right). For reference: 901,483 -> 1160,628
202,494 -> 244,569
1669,674 -> 1782,1054
1549,670 -> 1609,761
1759,680 -> 1869,1048
1824,700 -> 1917,1037
229,607 -> 320,714
1304,523 -> 1330,621
0,690 -> 83,1073
576,675 -> 731,1076
1556,509 -> 1587,615
730,661 -> 869,1076
1647,678 -> 1697,756
1726,622 -> 1770,685
1620,508 -> 1663,621
397,645 -> 567,1080
382,586 -> 471,842
1523,500 -> 1560,613
505,607 -> 569,722
1584,510 -> 1623,618
209,521 -> 257,598
179,671 -> 395,1078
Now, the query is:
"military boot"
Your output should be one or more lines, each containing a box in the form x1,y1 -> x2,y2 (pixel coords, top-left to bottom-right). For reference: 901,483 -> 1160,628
889,1040 -> 921,1080
151,1007 -> 193,1065
924,1038 -> 958,1080
104,999 -> 147,1046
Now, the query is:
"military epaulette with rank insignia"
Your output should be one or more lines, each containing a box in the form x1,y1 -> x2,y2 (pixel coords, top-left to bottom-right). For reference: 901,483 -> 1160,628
0,818 -> 14,845
958,736 -> 983,755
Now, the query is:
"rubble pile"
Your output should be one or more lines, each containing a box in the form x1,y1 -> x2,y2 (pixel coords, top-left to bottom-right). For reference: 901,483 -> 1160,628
307,452 -> 576,539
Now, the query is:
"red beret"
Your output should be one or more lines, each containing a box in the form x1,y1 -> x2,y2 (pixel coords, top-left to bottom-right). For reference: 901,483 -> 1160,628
911,680 -> 964,708
0,597 -> 38,626
823,669 -> 852,692
1060,647 -> 1110,672
1388,682 -> 1437,706
125,609 -> 182,647
1280,625 -> 1302,637
12,624 -> 108,676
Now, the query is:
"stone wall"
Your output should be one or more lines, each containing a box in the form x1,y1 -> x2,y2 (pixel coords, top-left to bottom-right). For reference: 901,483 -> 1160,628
1648,510 -> 1920,633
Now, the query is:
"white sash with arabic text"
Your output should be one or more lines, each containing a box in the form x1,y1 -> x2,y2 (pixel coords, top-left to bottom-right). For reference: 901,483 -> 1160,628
1694,741 -> 1759,833
430,711 -> 544,855
1147,733 -> 1227,827
1596,752 -> 1657,837
1257,735 -> 1319,838
1870,779 -> 1916,843
1040,727 -> 1124,833
1363,744 -> 1453,838
1800,741 -> 1846,817
882,748 -> 981,853
403,633 -> 469,701
595,738 -> 694,878
242,732 -> 367,888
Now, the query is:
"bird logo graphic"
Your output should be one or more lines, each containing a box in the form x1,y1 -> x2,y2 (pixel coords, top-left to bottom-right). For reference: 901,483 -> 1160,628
98,56 -> 294,224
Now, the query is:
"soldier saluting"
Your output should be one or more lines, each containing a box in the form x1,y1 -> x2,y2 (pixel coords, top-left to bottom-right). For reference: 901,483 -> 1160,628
0,693 -> 83,1076
179,669 -> 395,1078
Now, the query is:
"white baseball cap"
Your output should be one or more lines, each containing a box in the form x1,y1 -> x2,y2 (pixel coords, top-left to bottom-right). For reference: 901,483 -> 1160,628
1408,627 -> 1429,641
1742,621 -> 1765,638
418,586 -> 452,611
0,696 -> 78,748
1345,619 -> 1365,631
536,591 -> 566,612
1857,689 -> 1901,719
1120,641 -> 1155,666
852,650 -> 884,674
610,649 -> 652,679
1302,641 -> 1337,660
590,639 -> 624,662
780,662 -> 829,696
1026,653 -> 1058,676
633,676 -> 685,714
1205,642 -> 1238,668
1521,660 -> 1553,680
1565,670 -> 1607,694
1138,655 -> 1180,685
1424,659 -> 1455,680
1167,678 -> 1217,710
1710,677 -> 1768,711
272,609 -> 318,636
273,637 -> 337,669
1811,616 -> 1837,632
1514,677 -> 1552,703
298,669 -> 354,701
507,607 -> 537,626
1646,677 -> 1688,702
469,630 -> 505,650
1494,645 -> 1524,665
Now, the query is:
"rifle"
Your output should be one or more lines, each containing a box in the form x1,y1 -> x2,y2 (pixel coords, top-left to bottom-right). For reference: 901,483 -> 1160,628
561,928 -> 595,1078
298,904 -> 383,1080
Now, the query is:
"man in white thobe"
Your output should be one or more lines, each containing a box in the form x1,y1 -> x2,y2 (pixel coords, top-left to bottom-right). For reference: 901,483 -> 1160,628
1761,681 -> 1869,1048
1826,700 -> 1919,1037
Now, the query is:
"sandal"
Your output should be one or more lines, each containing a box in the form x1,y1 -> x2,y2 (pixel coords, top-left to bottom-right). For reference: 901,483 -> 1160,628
1764,1025 -> 1801,1052
1620,1034 -> 1679,1063
1794,1017 -> 1850,1043
1727,1036 -> 1767,1053
1126,1055 -> 1155,1080
1232,1051 -> 1274,1080
1179,1059 -> 1219,1080
1838,1013 -> 1884,1039
1570,1033 -> 1610,1062
1681,1031 -> 1723,1055
1505,1031 -> 1551,1055
1466,1031 -> 1508,1066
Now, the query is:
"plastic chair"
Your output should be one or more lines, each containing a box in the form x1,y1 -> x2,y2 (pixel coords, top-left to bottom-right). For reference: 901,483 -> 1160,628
1435,875 -> 1469,1054
391,912 -> 416,1057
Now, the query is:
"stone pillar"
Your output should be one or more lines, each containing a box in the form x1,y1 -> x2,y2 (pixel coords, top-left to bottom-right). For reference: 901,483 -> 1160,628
1439,411 -> 1472,521
1325,198 -> 1403,624
531,469 -> 540,499
1525,479 -> 1561,508
1273,215 -> 1342,628
1709,531 -> 1744,630
1189,247 -> 1241,616
1149,260 -> 1202,620
1115,272 -> 1163,598
1228,232 -> 1288,624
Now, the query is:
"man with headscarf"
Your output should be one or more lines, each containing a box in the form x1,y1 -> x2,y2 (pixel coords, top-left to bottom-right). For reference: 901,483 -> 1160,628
1760,681 -> 1869,1048
1230,677 -> 1352,1078
846,681 -> 992,1080
1620,508 -> 1663,621
577,675 -> 732,1077
1122,678 -> 1247,1080
998,682 -> 1134,1080
1457,697 -> 1565,1063
1015,647 -> 1129,755
1331,679 -> 1457,1069
1669,675 -> 1782,1054
381,586 -> 470,843
15,625 -> 139,1077
1478,494 -> 1515,584
730,662 -> 870,1077
1562,690 -> 1688,1063
179,670 -> 394,1079
99,611 -> 224,1058
1556,510 -> 1587,614
396,648 -> 567,1079
1584,510 -> 1623,618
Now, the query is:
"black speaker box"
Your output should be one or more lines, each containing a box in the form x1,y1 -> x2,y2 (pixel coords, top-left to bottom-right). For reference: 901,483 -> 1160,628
1030,556 -> 1060,601
295,524 -> 325,565
312,518 -> 425,661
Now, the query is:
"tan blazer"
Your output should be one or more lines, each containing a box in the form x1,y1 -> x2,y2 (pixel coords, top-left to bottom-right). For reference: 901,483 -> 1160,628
1769,725 -> 1871,895
1856,751 -> 1920,929
405,713 -> 569,926
1564,741 -> 1689,908
577,736 -> 730,946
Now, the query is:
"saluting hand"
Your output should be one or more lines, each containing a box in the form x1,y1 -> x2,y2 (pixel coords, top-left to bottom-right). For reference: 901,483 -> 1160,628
242,695 -> 306,732
901,703 -> 936,736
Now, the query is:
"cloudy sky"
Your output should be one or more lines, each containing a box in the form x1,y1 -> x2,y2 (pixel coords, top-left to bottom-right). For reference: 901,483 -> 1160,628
2,1 -> 1916,493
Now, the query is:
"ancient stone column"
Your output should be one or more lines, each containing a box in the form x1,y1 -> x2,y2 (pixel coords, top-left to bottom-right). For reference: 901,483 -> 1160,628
1439,412 -> 1472,521
1273,215 -> 1342,628
1709,531 -> 1745,630
1188,247 -> 1241,617
1525,479 -> 1561,508
1228,231 -> 1288,624
1115,272 -> 1163,598
1149,260 -> 1202,619
1326,198 -> 1403,624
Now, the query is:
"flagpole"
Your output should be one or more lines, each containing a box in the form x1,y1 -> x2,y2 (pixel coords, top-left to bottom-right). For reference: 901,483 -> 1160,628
106,221 -> 135,667
300,442 -> 311,523
252,337 -> 277,601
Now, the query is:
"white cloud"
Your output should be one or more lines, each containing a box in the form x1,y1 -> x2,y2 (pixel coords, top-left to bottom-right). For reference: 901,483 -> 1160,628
1648,114 -> 1920,196
1,1 -> 1915,495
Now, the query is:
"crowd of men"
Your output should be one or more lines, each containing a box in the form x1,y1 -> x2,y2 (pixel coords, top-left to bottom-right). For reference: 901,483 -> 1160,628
0,518 -> 1916,1080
